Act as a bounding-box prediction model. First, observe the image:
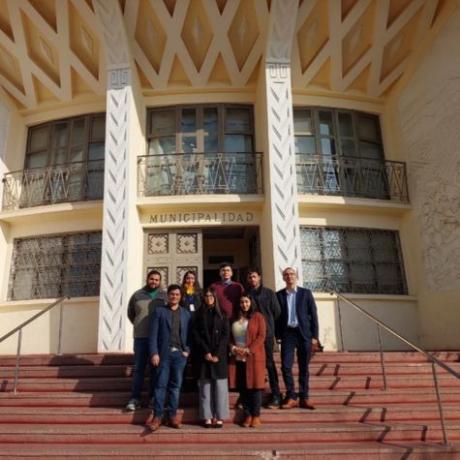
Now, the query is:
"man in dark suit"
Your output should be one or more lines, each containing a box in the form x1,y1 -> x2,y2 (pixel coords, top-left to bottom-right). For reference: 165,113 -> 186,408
276,267 -> 319,409
149,284 -> 191,431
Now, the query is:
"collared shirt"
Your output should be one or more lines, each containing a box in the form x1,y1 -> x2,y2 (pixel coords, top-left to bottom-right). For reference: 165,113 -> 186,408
286,288 -> 298,327
222,279 -> 232,286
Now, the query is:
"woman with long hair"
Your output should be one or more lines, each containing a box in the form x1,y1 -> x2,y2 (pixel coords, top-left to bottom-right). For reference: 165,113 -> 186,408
180,270 -> 202,314
228,294 -> 266,428
192,287 -> 230,428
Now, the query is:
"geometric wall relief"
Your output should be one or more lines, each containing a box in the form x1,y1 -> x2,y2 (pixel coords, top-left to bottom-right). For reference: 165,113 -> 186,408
177,233 -> 198,254
399,44 -> 460,291
148,233 -> 169,254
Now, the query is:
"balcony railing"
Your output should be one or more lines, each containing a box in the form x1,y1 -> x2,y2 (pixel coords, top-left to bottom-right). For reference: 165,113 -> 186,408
138,152 -> 263,197
296,154 -> 409,203
2,160 -> 104,211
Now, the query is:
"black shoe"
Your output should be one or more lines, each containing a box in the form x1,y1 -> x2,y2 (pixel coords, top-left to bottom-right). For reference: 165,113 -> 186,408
265,395 -> 281,409
203,419 -> 212,428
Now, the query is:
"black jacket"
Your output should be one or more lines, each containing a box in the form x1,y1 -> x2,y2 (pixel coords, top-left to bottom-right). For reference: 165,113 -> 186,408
248,285 -> 281,338
192,307 -> 230,380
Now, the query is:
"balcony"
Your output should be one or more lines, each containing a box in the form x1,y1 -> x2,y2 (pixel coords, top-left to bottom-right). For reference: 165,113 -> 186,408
138,152 -> 263,197
2,160 -> 104,211
296,154 -> 409,203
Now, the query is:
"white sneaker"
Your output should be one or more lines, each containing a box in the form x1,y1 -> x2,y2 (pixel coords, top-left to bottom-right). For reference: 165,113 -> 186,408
125,398 -> 141,411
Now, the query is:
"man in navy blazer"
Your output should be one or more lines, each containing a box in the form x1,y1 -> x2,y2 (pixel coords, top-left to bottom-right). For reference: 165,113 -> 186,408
149,284 -> 191,431
276,267 -> 319,409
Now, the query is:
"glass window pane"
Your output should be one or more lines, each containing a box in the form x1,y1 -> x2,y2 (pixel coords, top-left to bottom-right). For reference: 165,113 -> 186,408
204,108 -> 218,152
181,108 -> 196,133
91,116 -> 105,141
358,115 -> 380,141
341,139 -> 356,157
320,138 -> 335,156
338,112 -> 353,137
319,111 -> 334,136
294,109 -> 313,134
295,136 -> 316,155
149,137 -> 176,155
225,108 -> 251,132
181,136 -> 197,153
224,135 -> 252,152
25,152 -> 48,168
71,119 -> 86,145
53,148 -> 67,165
88,143 -> 104,161
53,123 -> 69,148
150,110 -> 175,136
29,126 -> 50,152
70,147 -> 84,163
359,141 -> 383,160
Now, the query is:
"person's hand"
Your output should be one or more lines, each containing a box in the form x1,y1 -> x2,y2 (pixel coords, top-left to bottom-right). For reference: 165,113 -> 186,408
311,338 -> 321,353
211,356 -> 219,363
182,351 -> 189,358
204,352 -> 213,361
151,354 -> 160,367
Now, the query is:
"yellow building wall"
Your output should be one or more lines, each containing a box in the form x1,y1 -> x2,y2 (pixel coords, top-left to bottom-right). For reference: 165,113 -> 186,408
385,8 -> 460,349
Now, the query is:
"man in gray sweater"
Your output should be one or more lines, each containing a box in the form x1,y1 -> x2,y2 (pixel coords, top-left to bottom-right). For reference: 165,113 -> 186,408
126,270 -> 167,411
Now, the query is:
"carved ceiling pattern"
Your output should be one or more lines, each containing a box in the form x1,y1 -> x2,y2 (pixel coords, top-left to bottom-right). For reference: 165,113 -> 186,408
0,0 -> 452,111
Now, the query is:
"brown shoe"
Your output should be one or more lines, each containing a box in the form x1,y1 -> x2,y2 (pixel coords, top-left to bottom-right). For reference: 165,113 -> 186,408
299,399 -> 315,410
149,417 -> 161,432
250,416 -> 261,428
281,398 -> 298,409
241,415 -> 252,428
168,416 -> 181,429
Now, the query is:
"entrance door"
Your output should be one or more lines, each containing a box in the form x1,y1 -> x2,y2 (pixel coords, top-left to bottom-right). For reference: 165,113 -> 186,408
143,229 -> 203,288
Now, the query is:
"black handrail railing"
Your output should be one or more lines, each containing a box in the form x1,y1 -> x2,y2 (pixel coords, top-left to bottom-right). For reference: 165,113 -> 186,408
0,297 -> 68,393
296,154 -> 409,202
137,152 -> 263,196
2,160 -> 104,211
330,288 -> 459,445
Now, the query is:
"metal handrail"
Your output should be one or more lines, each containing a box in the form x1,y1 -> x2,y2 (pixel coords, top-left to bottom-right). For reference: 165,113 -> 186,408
0,296 -> 68,393
332,290 -> 459,445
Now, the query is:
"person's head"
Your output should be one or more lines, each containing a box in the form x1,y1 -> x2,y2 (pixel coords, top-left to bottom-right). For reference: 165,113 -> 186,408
238,293 -> 255,319
219,262 -> 233,282
282,267 -> 298,289
202,287 -> 223,316
181,270 -> 201,291
247,267 -> 262,289
146,270 -> 162,290
167,284 -> 182,308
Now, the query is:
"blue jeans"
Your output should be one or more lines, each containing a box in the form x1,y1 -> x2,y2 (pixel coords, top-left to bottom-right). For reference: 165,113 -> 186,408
131,338 -> 155,400
281,328 -> 312,400
153,350 -> 187,418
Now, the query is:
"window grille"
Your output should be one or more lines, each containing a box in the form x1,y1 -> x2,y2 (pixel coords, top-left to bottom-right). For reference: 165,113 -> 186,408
300,227 -> 407,295
8,232 -> 102,300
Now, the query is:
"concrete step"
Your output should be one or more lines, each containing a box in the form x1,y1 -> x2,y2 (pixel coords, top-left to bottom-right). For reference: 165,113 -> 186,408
0,441 -> 458,459
1,374 -> 458,392
2,362 -> 460,379
1,388 -> 460,407
0,351 -> 458,367
0,421 -> 459,444
0,404 -> 459,425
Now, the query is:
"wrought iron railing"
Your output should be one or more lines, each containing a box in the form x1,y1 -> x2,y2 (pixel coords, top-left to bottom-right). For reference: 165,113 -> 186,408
296,154 -> 409,202
329,285 -> 460,446
137,152 -> 263,197
2,160 -> 104,211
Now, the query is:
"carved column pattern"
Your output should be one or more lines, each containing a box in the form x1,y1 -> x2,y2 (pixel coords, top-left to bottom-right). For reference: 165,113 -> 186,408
265,0 -> 301,289
0,101 -> 10,209
94,0 -> 136,351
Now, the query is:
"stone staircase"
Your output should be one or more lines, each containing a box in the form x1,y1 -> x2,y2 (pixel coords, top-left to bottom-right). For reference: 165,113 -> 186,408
0,352 -> 460,459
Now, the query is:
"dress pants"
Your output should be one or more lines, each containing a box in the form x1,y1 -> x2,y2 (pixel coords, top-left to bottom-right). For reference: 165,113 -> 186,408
131,337 -> 155,400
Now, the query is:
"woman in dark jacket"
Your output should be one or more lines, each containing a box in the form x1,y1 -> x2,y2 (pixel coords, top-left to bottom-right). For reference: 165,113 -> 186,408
180,270 -> 202,314
192,287 -> 230,428
228,294 -> 266,428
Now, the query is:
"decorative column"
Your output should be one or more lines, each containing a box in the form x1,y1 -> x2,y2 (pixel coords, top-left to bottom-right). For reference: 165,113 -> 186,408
0,100 -> 10,207
264,0 -> 301,289
94,1 -> 143,352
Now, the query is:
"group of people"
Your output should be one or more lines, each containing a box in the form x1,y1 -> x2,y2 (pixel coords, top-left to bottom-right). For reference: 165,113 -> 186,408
126,263 -> 320,431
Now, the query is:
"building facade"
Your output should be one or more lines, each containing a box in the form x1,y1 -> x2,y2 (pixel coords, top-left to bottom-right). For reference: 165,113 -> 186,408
0,0 -> 459,354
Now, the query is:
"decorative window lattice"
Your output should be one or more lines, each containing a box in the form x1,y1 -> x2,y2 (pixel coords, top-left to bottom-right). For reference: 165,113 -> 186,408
8,232 -> 102,300
300,227 -> 407,295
